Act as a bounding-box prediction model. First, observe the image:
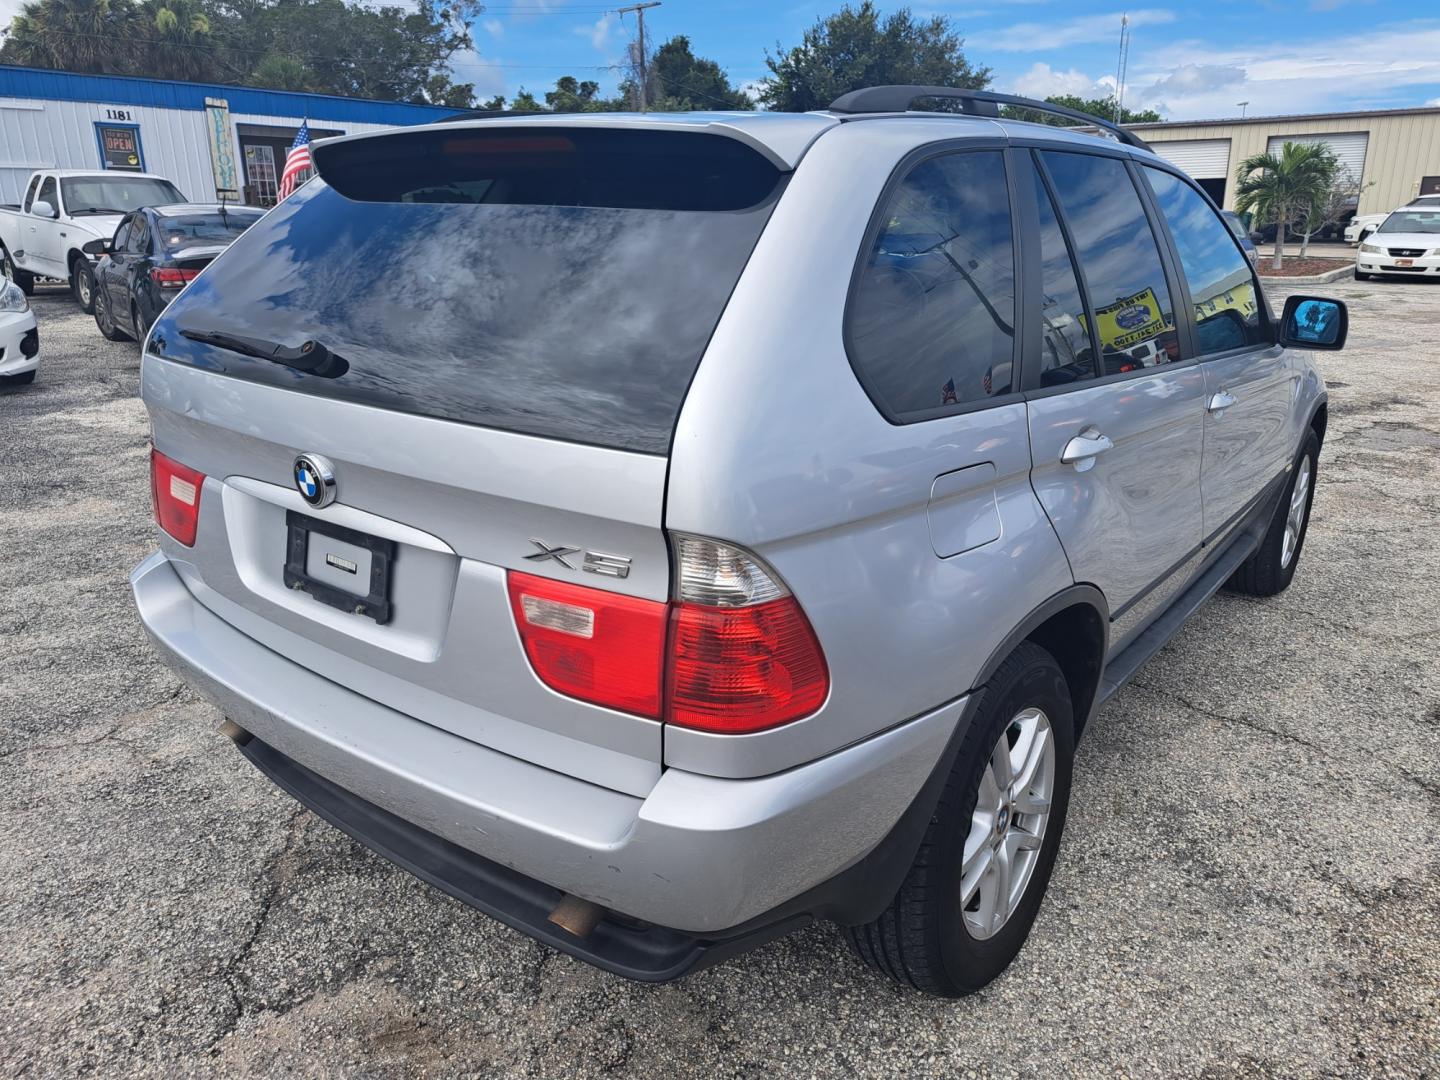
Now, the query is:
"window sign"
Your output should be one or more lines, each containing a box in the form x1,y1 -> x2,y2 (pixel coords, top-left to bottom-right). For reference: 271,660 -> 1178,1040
96,122 -> 144,171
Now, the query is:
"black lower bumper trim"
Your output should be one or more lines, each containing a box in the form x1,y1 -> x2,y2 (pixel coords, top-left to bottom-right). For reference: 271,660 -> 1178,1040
236,736 -> 808,981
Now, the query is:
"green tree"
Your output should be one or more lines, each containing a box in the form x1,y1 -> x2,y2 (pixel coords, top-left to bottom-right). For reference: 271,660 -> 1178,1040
2,0 -> 483,106
1234,142 -> 1337,270
142,0 -> 213,81
622,34 -> 752,110
1003,93 -> 1160,125
759,1 -> 989,113
0,0 -> 128,74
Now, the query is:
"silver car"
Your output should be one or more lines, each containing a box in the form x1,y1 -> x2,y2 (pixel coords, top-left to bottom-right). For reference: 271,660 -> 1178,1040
131,87 -> 1346,996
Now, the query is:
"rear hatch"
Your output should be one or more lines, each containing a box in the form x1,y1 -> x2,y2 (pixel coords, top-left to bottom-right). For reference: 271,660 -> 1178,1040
143,125 -> 786,797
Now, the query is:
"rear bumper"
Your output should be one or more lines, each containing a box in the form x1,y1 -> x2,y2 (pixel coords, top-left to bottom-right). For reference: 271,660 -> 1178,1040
131,551 -> 964,943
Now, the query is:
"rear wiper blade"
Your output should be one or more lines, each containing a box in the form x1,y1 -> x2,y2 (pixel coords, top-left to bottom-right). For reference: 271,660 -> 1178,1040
178,328 -> 348,378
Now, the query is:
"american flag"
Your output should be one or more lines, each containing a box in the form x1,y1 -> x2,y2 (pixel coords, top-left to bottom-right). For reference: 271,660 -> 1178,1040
276,120 -> 312,201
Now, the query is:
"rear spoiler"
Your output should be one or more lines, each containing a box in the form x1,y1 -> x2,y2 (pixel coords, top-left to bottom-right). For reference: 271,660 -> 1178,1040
312,113 -> 839,173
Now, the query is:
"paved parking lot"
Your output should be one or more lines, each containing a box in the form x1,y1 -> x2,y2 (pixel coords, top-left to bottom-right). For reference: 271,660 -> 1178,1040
2,280 -> 1437,1078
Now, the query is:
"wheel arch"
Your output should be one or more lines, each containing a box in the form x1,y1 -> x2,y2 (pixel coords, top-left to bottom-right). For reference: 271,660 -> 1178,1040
1308,399 -> 1328,450
972,585 -> 1109,740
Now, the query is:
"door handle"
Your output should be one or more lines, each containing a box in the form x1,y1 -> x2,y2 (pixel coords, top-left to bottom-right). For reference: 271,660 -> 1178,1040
1207,390 -> 1237,413
1060,429 -> 1114,472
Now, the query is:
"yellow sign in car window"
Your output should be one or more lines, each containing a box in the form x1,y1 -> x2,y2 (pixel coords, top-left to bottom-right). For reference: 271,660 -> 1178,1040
1083,287 -> 1168,351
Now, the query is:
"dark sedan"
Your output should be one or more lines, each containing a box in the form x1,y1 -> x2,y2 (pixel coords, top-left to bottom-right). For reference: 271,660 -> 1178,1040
88,203 -> 264,343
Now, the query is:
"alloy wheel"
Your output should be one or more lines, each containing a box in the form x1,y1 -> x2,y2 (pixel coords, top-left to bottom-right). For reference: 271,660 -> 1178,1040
1280,457 -> 1312,569
76,267 -> 92,307
960,707 -> 1056,940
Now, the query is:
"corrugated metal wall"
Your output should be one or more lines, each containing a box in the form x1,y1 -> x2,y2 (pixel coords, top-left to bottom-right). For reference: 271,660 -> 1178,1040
1137,111 -> 1440,216
0,97 -> 403,205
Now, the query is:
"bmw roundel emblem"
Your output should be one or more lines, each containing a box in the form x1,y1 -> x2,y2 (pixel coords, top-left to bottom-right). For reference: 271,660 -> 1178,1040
293,453 -> 337,509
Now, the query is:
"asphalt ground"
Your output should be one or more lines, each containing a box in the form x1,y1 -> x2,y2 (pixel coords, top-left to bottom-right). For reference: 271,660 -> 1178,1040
1,279 -> 1437,1078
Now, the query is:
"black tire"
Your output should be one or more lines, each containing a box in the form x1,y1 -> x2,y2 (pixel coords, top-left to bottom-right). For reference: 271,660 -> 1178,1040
0,368 -> 36,386
846,641 -> 1075,996
93,287 -> 132,342
132,301 -> 150,347
1354,269 -> 1371,281
72,259 -> 96,313
1226,429 -> 1320,597
1,245 -> 33,295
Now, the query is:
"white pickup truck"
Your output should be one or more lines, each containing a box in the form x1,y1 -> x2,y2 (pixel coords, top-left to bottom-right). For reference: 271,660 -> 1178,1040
0,169 -> 187,312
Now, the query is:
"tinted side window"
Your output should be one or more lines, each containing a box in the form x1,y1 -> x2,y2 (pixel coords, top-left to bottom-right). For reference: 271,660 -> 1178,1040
128,216 -> 150,254
112,216 -> 132,251
1144,168 -> 1268,354
1033,163 -> 1097,386
849,150 -> 1016,417
1040,152 -> 1180,375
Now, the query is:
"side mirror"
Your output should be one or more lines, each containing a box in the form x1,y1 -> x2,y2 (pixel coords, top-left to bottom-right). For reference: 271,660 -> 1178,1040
31,200 -> 56,219
82,238 -> 111,257
1279,295 -> 1347,351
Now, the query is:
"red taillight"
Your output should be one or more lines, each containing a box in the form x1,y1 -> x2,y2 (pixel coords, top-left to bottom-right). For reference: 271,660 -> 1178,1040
507,571 -> 667,718
506,537 -> 829,734
666,596 -> 829,733
150,267 -> 198,288
150,447 -> 204,546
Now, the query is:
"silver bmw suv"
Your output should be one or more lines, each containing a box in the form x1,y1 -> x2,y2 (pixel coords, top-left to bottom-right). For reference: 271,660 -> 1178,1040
131,87 -> 1346,996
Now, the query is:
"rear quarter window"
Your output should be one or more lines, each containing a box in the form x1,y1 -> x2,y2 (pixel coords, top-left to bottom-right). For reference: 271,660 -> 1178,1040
149,129 -> 785,455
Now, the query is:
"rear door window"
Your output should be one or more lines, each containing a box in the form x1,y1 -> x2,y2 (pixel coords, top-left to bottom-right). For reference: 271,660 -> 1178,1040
847,149 -> 1016,418
1039,151 -> 1180,375
152,129 -> 783,455
1143,168 -> 1268,354
1032,162 -> 1097,386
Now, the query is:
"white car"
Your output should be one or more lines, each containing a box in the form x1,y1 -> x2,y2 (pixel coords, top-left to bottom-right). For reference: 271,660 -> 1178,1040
0,279 -> 39,385
1346,194 -> 1440,244
1355,206 -> 1440,280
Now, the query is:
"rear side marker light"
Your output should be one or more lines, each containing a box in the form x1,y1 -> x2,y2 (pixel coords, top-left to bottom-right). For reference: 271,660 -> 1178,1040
506,537 -> 830,735
150,447 -> 205,546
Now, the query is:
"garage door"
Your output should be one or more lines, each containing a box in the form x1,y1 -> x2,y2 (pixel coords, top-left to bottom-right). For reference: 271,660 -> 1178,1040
1152,139 -> 1231,179
1267,132 -> 1369,183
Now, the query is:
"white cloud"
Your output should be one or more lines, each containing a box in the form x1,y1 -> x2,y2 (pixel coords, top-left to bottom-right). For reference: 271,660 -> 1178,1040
1142,63 -> 1246,96
1010,62 -> 1110,100
577,12 -> 617,51
999,20 -> 1440,122
1428,96 -> 1440,106
481,18 -> 503,38
1125,21 -> 1440,119
447,47 -> 507,101
972,8 -> 1176,52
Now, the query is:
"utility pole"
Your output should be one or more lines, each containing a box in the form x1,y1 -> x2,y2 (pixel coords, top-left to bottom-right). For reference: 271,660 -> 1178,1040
1237,100 -> 1250,117
618,1 -> 661,111
1113,12 -> 1130,124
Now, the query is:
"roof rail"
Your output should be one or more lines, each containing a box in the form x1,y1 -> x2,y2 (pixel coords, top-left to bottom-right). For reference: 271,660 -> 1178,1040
827,86 -> 1153,152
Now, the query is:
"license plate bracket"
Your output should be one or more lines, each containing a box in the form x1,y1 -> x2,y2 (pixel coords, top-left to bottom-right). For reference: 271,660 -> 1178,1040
283,510 -> 396,624
1396,258 -> 1414,267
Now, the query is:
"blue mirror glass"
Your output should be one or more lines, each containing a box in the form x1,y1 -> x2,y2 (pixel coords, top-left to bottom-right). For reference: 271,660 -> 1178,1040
1288,299 -> 1341,345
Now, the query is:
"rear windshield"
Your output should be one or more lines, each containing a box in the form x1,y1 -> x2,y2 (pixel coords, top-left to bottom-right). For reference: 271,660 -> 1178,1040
156,210 -> 263,247
150,128 -> 784,454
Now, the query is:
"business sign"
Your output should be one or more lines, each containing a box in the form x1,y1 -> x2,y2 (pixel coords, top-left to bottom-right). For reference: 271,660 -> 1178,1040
98,123 -> 143,171
1084,287 -> 1168,351
204,98 -> 240,199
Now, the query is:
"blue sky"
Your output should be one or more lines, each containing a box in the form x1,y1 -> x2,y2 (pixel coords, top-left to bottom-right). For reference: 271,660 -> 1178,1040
454,1 -> 1440,120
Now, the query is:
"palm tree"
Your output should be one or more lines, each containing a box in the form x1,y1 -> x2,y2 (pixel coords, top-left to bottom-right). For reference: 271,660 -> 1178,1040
0,0 -> 123,74
1234,142 -> 1337,271
141,0 -> 212,81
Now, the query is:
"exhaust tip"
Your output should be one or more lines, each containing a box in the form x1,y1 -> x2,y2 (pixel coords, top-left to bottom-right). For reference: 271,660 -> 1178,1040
548,894 -> 604,939
217,718 -> 253,747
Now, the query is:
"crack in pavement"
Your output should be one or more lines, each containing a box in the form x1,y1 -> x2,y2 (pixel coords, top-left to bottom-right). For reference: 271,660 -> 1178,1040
206,805 -> 308,1053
